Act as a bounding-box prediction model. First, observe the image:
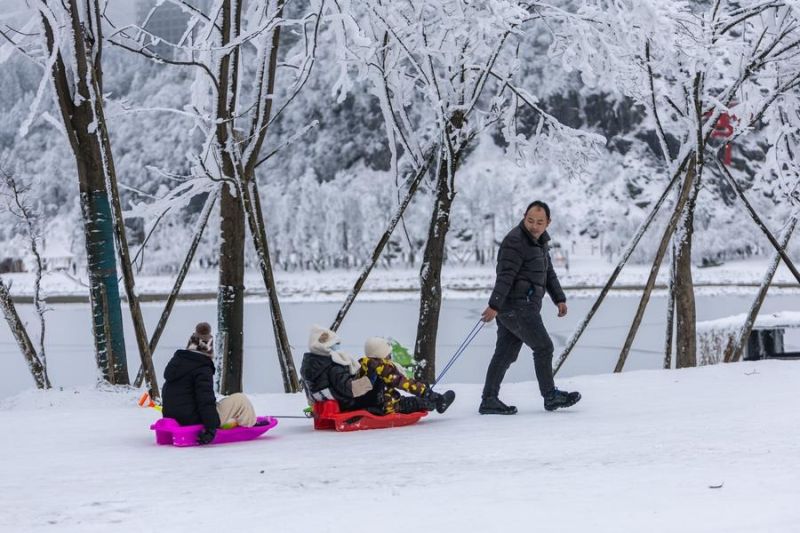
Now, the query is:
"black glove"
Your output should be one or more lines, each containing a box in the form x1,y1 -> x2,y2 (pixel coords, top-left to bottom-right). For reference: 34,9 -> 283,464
197,427 -> 217,445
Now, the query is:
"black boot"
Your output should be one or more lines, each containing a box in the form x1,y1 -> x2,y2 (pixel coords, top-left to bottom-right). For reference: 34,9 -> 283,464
423,389 -> 456,414
479,397 -> 517,415
544,389 -> 581,411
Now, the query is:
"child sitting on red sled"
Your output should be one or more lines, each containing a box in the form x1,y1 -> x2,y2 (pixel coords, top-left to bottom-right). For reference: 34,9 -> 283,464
359,337 -> 455,415
300,325 -> 379,412
300,326 -> 454,416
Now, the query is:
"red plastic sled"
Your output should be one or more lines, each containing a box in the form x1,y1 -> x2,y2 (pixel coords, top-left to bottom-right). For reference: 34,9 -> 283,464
151,416 -> 278,447
312,400 -> 426,432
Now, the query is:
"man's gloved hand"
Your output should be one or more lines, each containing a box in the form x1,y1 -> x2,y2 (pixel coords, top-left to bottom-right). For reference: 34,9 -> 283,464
350,376 -> 372,397
197,427 -> 217,445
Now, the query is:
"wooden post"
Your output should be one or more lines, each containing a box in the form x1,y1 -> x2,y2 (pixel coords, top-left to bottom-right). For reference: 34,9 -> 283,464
553,155 -> 690,374
330,150 -> 436,331
241,176 -> 301,393
718,162 -> 800,285
614,159 -> 697,373
133,190 -> 218,388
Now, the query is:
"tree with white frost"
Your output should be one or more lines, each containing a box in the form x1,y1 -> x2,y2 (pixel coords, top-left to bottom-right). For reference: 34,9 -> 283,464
334,0 -> 603,380
549,0 -> 800,371
722,89 -> 800,363
109,0 -> 324,393
0,0 -> 160,396
0,166 -> 50,389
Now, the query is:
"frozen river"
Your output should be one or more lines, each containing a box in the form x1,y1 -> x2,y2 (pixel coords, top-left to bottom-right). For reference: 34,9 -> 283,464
2,291 -> 799,399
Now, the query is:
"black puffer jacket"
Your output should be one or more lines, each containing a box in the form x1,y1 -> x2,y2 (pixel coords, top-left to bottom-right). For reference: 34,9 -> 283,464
488,223 -> 566,311
300,352 -> 358,408
162,350 -> 220,430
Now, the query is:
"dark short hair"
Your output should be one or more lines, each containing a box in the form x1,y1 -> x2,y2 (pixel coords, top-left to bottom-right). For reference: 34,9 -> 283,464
525,200 -> 551,220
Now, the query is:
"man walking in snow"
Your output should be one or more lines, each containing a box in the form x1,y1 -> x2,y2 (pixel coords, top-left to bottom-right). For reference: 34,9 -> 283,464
479,201 -> 581,415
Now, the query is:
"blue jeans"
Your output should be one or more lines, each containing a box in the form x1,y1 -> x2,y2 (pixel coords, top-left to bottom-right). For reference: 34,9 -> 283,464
482,299 -> 556,399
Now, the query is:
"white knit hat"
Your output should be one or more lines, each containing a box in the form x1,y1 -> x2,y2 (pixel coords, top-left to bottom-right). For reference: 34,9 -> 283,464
364,337 -> 392,358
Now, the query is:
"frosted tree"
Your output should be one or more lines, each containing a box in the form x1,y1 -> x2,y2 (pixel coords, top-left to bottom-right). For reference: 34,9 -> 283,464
722,79 -> 800,363
550,0 -> 800,371
109,0 -> 324,393
334,0 -> 603,380
0,166 -> 50,389
0,0 -> 160,396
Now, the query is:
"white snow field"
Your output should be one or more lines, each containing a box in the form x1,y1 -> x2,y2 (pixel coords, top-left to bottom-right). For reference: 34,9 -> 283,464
2,361 -> 799,533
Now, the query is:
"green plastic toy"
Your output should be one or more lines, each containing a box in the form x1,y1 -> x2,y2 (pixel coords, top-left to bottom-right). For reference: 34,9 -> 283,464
389,339 -> 416,378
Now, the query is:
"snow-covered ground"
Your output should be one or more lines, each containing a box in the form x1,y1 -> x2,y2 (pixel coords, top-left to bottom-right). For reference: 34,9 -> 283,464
4,255 -> 800,303
2,360 -> 798,533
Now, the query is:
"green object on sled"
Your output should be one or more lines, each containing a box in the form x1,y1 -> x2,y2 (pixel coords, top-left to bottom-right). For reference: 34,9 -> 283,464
390,339 -> 415,377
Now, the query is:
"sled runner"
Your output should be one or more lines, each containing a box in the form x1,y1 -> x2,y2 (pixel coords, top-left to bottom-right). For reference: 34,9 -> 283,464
312,400 -> 426,432
151,416 -> 278,447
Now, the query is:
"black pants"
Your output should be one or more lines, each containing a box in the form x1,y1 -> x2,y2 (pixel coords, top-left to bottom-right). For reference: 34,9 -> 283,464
482,299 -> 556,399
340,380 -> 385,413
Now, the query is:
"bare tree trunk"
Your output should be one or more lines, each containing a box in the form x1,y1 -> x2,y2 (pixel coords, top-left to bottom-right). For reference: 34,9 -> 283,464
331,151 -> 436,331
83,193 -> 130,384
673,176 -> 702,368
674,231 -> 697,368
414,147 -> 460,382
75,0 -> 160,396
663,241 -> 676,369
0,278 -> 51,389
218,179 -> 246,395
213,0 -> 246,395
97,85 -> 160,399
40,4 -> 129,385
30,216 -> 49,385
615,159 -> 697,373
554,154 -> 691,374
134,190 -> 218,387
724,216 -> 798,363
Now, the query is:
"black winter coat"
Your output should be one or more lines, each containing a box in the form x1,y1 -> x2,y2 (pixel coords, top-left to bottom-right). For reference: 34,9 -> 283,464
300,352 -> 360,409
162,350 -> 220,430
488,224 -> 566,311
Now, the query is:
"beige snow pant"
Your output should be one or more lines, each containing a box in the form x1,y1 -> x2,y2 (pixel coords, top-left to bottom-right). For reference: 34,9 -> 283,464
216,393 -> 257,427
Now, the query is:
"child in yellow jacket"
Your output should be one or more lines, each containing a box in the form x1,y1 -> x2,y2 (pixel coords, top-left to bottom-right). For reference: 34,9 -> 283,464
359,337 -> 455,415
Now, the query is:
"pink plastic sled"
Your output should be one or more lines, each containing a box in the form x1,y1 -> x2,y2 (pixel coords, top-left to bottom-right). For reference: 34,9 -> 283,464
151,417 -> 278,447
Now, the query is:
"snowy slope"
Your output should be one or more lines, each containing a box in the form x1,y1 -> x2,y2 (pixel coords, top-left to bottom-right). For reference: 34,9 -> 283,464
1,361 -> 799,533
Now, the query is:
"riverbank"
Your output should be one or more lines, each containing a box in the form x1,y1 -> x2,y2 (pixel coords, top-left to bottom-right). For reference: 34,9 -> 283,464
3,255 -> 798,303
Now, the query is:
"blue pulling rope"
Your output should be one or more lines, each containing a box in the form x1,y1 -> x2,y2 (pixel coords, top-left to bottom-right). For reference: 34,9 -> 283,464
433,318 -> 485,386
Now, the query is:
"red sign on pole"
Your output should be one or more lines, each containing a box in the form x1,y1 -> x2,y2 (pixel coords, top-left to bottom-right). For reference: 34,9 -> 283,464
705,109 -> 737,165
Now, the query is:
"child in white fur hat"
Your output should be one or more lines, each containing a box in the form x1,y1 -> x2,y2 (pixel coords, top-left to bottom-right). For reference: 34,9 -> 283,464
300,325 -> 382,413
359,337 -> 455,415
